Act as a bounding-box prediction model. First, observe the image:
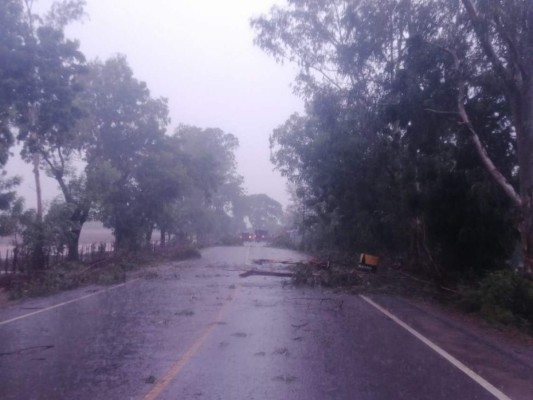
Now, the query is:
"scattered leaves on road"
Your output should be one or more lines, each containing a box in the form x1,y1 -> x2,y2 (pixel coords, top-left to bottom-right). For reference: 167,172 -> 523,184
272,374 -> 297,383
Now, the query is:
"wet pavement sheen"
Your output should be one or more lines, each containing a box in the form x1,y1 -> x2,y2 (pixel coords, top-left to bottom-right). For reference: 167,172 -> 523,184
0,244 -> 510,399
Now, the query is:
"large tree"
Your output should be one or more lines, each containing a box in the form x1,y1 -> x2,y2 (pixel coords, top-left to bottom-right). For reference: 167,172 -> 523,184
0,0 -> 31,215
453,0 -> 532,274
0,0 -> 86,265
82,56 -> 170,251
15,0 -> 87,222
171,125 -> 245,243
253,0 -> 526,277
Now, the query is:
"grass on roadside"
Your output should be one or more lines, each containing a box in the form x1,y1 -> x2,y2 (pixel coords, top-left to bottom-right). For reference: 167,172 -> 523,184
458,269 -> 533,331
3,245 -> 201,300
290,255 -> 533,334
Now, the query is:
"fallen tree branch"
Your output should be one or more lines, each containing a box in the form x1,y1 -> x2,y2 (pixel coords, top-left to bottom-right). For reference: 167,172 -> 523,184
239,269 -> 294,278
0,345 -> 54,357
252,259 -> 307,266
291,322 -> 308,328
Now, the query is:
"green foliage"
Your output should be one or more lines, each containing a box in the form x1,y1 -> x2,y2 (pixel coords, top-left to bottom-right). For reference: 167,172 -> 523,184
171,247 -> 201,261
459,270 -> 533,329
217,235 -> 244,246
0,0 -> 90,262
255,0 -> 524,280
0,0 -> 30,165
291,263 -> 361,288
269,232 -> 295,249
82,56 -> 171,251
96,264 -> 126,285
0,0 -> 29,212
0,178 -> 21,218
42,199 -> 82,253
242,194 -> 283,233
166,126 -> 246,243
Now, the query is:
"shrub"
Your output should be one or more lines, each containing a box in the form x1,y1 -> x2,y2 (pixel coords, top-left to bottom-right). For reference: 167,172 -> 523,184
217,235 -> 243,246
269,233 -> 296,249
459,269 -> 533,330
97,264 -> 126,285
171,247 -> 201,261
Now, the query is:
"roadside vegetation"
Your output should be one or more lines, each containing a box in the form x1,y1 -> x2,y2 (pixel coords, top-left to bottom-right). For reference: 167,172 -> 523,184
252,0 -> 533,332
3,244 -> 201,300
1,0 -> 531,333
289,255 -> 533,332
0,0 -> 284,299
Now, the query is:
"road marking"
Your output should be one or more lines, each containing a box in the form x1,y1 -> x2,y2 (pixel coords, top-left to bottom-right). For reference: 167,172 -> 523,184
0,279 -> 139,326
143,287 -> 238,400
359,295 -> 512,400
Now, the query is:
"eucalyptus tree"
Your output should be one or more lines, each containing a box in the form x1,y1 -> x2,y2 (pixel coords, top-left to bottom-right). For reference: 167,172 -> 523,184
14,0 -> 87,222
0,0 -> 27,165
0,0 -> 32,215
253,0 -> 526,276
446,0 -> 532,274
254,0 -> 424,254
0,0 -> 87,265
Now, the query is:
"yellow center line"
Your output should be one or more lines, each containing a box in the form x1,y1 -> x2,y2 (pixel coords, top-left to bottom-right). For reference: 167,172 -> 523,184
143,286 -> 238,400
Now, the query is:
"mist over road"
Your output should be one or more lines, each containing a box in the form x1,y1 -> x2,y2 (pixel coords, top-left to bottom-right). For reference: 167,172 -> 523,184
0,244 -> 530,399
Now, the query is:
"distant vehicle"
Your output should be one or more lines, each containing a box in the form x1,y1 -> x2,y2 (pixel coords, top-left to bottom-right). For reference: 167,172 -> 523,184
254,229 -> 268,241
239,232 -> 254,241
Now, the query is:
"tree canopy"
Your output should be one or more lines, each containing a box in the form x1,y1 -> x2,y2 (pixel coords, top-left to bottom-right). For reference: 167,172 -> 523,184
0,0 -> 264,266
253,0 -> 531,279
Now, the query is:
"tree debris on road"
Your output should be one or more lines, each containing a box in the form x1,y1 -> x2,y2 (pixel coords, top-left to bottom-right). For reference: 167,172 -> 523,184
239,269 -> 294,278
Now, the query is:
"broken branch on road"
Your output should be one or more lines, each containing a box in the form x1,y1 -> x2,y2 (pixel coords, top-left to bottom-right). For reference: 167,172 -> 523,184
0,345 -> 54,357
239,269 -> 294,278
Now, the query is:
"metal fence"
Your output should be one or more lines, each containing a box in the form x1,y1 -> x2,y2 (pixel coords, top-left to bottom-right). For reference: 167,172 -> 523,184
1,241 -> 165,274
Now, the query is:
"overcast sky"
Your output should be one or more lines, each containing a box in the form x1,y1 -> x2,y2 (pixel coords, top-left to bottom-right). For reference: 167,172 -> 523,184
6,0 -> 303,209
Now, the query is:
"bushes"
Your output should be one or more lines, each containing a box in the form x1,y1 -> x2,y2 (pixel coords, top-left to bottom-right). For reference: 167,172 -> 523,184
5,244 -> 202,299
171,247 -> 201,261
217,235 -> 244,246
96,263 -> 127,285
459,269 -> 533,330
269,232 -> 297,249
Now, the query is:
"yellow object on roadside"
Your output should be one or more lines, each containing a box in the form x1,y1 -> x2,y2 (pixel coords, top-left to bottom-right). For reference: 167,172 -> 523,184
359,253 -> 379,272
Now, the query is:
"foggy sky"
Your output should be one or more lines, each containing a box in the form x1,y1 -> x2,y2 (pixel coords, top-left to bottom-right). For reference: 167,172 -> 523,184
5,0 -> 303,209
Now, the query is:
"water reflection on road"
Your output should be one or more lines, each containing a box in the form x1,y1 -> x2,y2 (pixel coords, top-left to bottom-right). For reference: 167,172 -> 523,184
0,244 -> 504,399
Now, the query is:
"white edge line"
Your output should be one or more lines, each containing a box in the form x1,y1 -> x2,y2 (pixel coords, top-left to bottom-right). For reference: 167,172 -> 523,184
359,295 -> 512,400
0,279 -> 139,326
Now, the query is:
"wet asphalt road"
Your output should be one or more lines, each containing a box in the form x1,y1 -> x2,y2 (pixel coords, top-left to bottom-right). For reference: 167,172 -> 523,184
0,244 -> 530,399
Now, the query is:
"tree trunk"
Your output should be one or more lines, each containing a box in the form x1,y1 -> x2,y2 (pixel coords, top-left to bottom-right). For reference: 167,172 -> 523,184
160,228 -> 167,247
64,207 -> 89,261
32,152 -> 43,222
114,221 -> 140,252
67,226 -> 81,261
516,86 -> 533,275
522,196 -> 533,275
459,0 -> 533,275
31,152 -> 46,270
145,227 -> 153,246
31,222 -> 46,270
